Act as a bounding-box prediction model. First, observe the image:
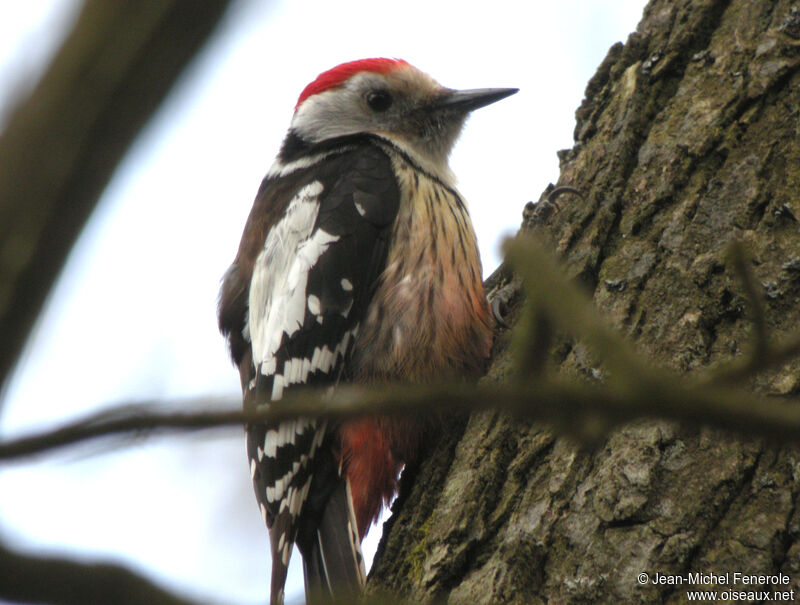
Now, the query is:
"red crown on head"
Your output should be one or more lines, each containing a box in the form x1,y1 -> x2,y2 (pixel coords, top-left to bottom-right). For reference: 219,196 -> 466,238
295,58 -> 410,111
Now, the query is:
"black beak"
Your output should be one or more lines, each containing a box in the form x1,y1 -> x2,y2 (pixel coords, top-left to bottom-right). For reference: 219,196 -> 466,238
436,87 -> 518,112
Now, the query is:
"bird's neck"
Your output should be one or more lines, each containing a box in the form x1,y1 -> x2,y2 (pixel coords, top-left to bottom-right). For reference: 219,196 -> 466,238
371,132 -> 457,187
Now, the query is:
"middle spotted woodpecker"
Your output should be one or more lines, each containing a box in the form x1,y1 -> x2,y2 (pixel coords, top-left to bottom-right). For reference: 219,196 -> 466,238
218,58 -> 517,605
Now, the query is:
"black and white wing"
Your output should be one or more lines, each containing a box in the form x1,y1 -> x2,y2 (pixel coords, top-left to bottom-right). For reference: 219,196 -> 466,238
220,140 -> 400,603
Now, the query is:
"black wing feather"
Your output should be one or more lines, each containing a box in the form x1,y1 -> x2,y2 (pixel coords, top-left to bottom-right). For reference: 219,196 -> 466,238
223,139 -> 399,604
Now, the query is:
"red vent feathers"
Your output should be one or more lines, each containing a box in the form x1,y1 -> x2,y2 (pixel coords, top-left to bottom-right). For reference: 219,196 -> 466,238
295,58 -> 409,110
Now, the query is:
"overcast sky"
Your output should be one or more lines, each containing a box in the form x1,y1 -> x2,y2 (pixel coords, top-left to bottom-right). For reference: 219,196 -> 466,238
0,1 -> 647,603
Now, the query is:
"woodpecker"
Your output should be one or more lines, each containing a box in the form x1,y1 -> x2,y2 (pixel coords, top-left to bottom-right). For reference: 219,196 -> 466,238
218,58 -> 516,604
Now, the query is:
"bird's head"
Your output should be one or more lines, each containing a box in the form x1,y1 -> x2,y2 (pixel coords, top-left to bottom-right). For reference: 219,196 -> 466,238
285,58 -> 517,174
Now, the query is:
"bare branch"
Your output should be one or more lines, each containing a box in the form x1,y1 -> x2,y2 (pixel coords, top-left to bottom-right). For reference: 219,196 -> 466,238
3,236 -> 800,464
0,534 -> 415,605
4,373 -> 800,464
0,0 -> 233,399
0,540 -> 202,605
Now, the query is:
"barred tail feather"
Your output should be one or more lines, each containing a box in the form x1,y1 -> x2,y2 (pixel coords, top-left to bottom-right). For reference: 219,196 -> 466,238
302,480 -> 366,604
269,530 -> 292,605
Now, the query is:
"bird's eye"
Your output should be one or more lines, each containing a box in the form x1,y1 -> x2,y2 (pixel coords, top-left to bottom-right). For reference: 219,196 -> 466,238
366,90 -> 392,112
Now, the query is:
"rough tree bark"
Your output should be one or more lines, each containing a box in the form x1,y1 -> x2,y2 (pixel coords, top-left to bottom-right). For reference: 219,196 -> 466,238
369,1 -> 800,603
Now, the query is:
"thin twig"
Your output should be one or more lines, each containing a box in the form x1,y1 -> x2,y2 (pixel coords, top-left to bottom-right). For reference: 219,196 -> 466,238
728,241 -> 768,359
695,243 -> 800,386
703,334 -> 800,386
504,236 -> 663,389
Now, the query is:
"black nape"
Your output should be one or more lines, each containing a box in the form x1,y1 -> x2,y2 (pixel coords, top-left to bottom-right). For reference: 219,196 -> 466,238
278,129 -> 311,162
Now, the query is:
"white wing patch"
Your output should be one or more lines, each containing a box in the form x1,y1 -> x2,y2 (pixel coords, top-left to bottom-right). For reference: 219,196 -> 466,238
264,417 -> 312,458
249,180 -> 344,393
261,228 -> 339,374
265,149 -> 345,179
260,315 -> 356,401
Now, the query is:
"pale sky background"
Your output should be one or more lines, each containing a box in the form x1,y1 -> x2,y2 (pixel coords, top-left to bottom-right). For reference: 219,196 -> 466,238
0,1 -> 648,603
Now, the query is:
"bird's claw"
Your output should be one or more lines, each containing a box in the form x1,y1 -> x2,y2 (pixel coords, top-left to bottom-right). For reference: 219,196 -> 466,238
488,280 -> 520,329
491,295 -> 510,328
545,186 -> 584,211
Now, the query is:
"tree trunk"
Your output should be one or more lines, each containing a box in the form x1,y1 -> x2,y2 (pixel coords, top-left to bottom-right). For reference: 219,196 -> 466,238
369,1 -> 800,602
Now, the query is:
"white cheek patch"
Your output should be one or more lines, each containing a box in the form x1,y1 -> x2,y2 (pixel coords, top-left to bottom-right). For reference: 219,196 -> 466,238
291,87 -> 366,144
